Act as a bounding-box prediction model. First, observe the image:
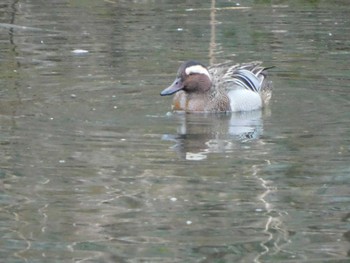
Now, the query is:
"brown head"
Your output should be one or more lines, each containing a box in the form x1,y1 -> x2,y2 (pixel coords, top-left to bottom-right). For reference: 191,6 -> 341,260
160,61 -> 212,96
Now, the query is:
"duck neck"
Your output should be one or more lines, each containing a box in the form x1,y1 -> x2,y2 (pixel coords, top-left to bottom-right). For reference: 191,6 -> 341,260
200,75 -> 212,93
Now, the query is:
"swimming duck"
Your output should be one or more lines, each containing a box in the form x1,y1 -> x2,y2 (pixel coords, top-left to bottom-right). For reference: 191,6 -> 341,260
160,60 -> 272,113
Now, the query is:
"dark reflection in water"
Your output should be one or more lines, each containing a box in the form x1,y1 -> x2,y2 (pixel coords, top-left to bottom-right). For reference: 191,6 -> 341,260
1,0 -> 350,262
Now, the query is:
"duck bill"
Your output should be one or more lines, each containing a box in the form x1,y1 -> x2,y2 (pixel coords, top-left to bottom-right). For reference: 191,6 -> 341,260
160,77 -> 183,96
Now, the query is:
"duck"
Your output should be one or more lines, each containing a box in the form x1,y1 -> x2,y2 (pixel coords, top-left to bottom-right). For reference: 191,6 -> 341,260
160,60 -> 272,113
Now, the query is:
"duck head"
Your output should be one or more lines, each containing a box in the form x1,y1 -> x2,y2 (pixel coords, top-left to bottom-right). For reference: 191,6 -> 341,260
160,61 -> 212,96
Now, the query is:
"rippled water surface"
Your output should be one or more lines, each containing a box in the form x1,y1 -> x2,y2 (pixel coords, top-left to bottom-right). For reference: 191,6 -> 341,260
1,0 -> 350,262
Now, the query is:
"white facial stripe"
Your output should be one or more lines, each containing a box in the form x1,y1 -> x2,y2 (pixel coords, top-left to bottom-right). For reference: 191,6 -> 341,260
185,65 -> 211,80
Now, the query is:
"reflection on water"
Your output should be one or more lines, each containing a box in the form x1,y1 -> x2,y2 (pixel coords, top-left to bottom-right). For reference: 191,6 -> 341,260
162,111 -> 264,160
1,0 -> 350,262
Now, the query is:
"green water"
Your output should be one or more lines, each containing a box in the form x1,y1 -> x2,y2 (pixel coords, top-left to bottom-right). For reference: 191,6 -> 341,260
1,0 -> 349,262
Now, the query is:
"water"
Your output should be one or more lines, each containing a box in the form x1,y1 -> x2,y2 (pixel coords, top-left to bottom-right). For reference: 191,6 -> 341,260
1,0 -> 350,262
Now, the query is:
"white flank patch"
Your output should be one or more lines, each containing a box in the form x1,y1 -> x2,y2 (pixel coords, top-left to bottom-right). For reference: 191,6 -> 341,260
185,65 -> 211,80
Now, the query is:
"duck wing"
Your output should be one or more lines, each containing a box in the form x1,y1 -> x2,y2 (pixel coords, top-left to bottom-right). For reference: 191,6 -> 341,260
209,61 -> 271,93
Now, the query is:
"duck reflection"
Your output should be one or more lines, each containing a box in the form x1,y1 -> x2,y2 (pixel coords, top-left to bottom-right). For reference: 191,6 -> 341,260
162,111 -> 264,160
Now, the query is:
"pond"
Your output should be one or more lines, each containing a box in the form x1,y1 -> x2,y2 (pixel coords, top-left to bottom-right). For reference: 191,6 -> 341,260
0,0 -> 349,262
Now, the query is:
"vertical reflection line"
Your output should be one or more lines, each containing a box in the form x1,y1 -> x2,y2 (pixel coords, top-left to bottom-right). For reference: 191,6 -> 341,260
253,164 -> 292,263
254,176 -> 274,263
9,0 -> 20,50
209,0 -> 216,66
8,0 -> 22,109
6,1 -> 23,206
8,2 -> 29,261
12,206 -> 32,262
